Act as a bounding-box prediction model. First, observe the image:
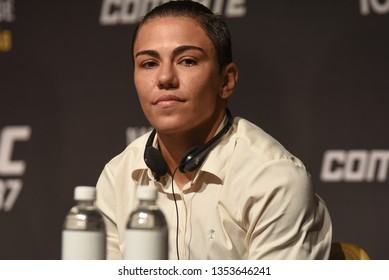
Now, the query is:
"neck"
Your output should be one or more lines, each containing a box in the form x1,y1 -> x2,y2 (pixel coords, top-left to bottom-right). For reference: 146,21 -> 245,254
156,109 -> 226,188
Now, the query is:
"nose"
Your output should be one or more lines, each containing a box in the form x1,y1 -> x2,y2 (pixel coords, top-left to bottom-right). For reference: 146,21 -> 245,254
157,63 -> 178,90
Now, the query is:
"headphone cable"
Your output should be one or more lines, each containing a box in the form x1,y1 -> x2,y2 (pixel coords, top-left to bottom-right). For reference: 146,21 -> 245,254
171,167 -> 180,260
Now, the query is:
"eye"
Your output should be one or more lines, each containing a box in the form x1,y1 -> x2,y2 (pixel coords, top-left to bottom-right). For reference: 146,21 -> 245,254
179,58 -> 197,67
140,60 -> 158,69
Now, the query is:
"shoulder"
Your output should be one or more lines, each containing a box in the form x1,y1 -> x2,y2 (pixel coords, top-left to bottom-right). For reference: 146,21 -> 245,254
225,117 -> 312,200
232,117 -> 305,168
225,118 -> 316,217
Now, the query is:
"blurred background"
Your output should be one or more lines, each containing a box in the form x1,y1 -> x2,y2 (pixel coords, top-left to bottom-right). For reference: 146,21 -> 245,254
1,0 -> 388,259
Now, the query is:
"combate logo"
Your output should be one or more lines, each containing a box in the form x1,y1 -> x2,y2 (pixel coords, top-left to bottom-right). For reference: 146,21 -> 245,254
321,150 -> 389,182
100,0 -> 247,26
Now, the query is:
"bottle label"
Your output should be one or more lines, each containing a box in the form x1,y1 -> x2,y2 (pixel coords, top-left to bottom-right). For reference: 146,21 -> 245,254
61,230 -> 106,260
124,229 -> 167,260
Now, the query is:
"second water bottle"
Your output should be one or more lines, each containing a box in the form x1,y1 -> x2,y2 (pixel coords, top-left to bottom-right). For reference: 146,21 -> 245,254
124,186 -> 168,260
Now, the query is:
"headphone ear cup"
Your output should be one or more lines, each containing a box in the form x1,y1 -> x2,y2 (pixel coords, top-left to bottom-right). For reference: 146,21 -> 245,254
179,108 -> 234,173
144,145 -> 168,180
179,146 -> 201,173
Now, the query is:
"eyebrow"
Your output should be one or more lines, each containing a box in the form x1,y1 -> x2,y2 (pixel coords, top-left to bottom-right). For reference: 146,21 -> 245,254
135,45 -> 205,59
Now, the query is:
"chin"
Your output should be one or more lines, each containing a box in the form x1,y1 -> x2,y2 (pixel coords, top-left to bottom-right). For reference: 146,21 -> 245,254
154,125 -> 186,135
150,115 -> 189,133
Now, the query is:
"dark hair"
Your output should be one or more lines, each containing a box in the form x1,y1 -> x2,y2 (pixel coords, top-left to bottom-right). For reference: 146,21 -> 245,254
131,0 -> 232,72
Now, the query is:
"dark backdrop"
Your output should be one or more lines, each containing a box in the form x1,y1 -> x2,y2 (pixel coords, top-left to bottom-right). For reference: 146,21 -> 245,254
1,0 -> 388,259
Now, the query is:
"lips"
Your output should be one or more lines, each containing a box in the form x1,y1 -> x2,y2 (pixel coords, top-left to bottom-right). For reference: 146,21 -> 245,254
154,94 -> 186,105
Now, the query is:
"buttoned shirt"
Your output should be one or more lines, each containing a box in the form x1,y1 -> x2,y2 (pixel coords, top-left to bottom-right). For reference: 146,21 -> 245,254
96,117 -> 332,259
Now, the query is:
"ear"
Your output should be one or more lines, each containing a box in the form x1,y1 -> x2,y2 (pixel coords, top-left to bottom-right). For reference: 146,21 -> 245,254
219,63 -> 238,99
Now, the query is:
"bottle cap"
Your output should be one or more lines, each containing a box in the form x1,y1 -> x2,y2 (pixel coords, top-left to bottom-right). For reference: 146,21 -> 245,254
136,186 -> 158,200
74,186 -> 96,201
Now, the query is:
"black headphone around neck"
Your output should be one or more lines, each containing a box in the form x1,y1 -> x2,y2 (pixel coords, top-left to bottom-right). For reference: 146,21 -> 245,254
144,108 -> 234,181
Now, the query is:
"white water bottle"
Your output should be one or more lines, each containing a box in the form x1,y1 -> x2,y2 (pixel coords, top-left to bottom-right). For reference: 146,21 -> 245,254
61,186 -> 106,259
124,186 -> 168,259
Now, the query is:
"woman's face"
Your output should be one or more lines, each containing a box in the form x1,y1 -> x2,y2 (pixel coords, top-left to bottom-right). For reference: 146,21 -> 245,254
133,16 -> 232,135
